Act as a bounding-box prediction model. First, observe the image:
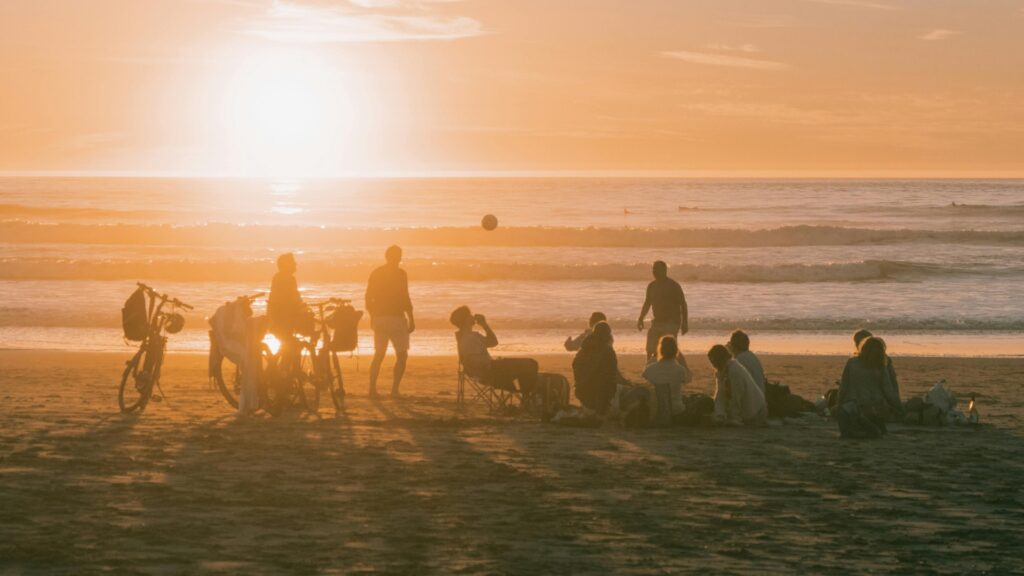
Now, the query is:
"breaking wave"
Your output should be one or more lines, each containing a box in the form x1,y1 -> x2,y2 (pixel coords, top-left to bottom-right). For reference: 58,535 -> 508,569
3,222 -> 1024,249
0,258 -> 1015,283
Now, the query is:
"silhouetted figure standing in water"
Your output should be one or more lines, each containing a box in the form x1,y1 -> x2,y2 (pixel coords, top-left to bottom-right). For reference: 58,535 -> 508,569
637,261 -> 688,360
268,253 -> 306,339
366,245 -> 415,398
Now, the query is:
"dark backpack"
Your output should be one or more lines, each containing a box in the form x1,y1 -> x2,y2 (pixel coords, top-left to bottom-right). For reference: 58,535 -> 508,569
329,303 -> 363,352
122,287 -> 149,341
537,372 -> 570,421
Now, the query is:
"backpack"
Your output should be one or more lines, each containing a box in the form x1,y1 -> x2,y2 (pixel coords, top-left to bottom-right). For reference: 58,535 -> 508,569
122,287 -> 149,341
329,303 -> 363,352
537,372 -> 570,421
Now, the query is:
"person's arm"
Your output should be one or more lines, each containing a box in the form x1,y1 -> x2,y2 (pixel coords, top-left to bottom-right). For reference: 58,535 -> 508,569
727,364 -> 746,424
638,284 -> 652,331
679,287 -> 689,335
564,331 -> 586,351
287,276 -> 304,310
887,359 -> 899,402
477,315 -> 499,348
883,361 -> 902,413
402,271 -> 415,333
838,360 -> 852,405
364,272 -> 376,316
712,371 -> 728,421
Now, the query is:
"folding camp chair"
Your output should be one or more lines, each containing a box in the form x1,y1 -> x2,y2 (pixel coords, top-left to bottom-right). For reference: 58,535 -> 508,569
456,334 -> 517,412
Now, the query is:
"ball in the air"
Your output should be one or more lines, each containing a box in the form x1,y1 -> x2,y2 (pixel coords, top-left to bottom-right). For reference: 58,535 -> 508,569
481,214 -> 498,231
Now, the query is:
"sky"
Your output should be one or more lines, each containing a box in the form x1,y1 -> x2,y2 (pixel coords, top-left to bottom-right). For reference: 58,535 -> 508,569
0,0 -> 1022,177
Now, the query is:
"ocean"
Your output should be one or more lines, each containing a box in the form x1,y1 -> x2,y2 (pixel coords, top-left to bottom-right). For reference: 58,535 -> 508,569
1,177 -> 1022,357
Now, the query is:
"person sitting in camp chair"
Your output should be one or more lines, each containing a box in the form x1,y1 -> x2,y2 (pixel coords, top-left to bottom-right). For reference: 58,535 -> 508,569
451,305 -> 539,396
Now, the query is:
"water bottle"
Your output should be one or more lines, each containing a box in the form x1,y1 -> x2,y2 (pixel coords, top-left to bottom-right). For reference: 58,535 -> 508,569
967,394 -> 980,426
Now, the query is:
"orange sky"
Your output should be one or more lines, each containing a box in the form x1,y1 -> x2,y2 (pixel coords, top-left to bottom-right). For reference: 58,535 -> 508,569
1,0 -> 1022,177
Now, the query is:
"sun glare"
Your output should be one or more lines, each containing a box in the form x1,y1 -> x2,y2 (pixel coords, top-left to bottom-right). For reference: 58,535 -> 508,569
215,47 -> 363,177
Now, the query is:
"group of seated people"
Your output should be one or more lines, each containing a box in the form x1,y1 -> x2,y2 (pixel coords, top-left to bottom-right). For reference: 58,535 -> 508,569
453,305 -> 903,435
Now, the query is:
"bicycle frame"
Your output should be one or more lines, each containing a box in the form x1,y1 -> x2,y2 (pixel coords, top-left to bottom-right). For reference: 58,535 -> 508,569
120,283 -> 192,413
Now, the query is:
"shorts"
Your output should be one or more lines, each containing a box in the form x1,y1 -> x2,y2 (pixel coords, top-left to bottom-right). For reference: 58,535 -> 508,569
371,316 -> 410,353
646,322 -> 680,357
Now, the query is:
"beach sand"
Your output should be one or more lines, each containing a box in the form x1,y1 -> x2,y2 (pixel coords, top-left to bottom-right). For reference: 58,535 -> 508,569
1,350 -> 1022,574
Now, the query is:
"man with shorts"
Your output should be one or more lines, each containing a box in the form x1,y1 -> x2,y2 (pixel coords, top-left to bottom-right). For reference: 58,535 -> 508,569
637,260 -> 688,360
366,245 -> 415,397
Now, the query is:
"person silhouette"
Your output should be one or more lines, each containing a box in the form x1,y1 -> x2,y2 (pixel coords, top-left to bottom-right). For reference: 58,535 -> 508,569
366,245 -> 415,398
267,253 -> 306,340
637,261 -> 688,360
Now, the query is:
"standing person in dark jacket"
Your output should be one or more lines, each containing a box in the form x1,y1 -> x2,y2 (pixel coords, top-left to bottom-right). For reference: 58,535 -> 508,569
637,261 -> 688,360
572,322 -> 619,415
366,245 -> 415,398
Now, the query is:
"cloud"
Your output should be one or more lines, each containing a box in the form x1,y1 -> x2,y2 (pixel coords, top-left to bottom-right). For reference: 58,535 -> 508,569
705,43 -> 760,53
243,0 -> 484,43
803,0 -> 900,10
662,50 -> 792,71
919,29 -> 962,41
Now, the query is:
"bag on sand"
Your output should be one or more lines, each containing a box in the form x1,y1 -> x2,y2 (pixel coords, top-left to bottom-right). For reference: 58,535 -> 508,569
121,287 -> 149,342
676,393 -> 715,427
925,380 -> 957,413
536,372 -> 570,421
620,386 -> 652,429
765,382 -> 816,419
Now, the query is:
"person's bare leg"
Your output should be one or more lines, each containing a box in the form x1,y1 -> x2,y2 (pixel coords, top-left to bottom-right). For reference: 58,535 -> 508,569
369,332 -> 389,397
391,350 -> 408,396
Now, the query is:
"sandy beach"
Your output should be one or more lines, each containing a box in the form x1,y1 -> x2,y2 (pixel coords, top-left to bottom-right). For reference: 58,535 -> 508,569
2,350 -> 1022,574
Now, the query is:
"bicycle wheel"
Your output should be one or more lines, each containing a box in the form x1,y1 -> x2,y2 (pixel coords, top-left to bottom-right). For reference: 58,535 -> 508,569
260,347 -> 294,417
211,352 -> 242,409
298,346 -> 320,415
119,346 -> 154,413
328,350 -> 345,411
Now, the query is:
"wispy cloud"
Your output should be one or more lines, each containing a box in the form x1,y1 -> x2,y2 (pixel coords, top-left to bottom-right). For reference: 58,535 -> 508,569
705,43 -> 760,53
662,50 -> 792,71
803,0 -> 900,10
919,29 -> 962,41
242,0 -> 484,43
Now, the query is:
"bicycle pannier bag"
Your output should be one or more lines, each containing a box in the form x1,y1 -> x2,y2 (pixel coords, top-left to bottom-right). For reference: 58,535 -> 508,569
329,304 -> 363,352
122,287 -> 149,341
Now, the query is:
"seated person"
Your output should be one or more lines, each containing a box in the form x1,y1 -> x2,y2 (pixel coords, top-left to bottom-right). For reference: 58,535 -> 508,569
707,344 -> 767,426
571,321 -> 619,415
853,328 -> 900,406
267,252 -> 308,341
727,330 -> 766,396
565,311 -> 608,352
642,335 -> 692,426
838,336 -> 903,438
451,306 -> 538,395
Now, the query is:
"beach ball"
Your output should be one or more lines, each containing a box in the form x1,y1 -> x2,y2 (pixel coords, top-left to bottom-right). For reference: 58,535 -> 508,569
481,214 -> 498,231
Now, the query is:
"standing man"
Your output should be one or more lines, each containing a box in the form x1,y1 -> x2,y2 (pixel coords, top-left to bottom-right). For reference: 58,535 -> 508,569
366,245 -> 415,398
637,260 -> 688,360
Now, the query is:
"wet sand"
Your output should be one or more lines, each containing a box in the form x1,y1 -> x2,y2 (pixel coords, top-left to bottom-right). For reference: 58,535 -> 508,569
1,351 -> 1023,574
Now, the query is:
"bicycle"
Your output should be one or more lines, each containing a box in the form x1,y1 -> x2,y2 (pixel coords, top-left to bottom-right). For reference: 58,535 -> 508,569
210,296 -> 353,417
307,298 -> 351,411
119,283 -> 193,413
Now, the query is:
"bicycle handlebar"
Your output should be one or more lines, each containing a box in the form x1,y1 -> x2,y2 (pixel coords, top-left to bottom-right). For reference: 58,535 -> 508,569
136,282 -> 194,310
308,297 -> 352,307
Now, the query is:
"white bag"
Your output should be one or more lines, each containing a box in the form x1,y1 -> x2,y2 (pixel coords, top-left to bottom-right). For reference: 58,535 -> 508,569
925,380 -> 957,413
